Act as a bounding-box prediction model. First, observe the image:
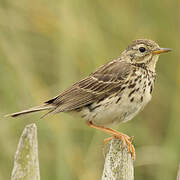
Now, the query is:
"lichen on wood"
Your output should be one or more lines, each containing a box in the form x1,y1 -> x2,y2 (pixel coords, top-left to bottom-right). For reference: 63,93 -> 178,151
102,139 -> 134,180
11,123 -> 40,180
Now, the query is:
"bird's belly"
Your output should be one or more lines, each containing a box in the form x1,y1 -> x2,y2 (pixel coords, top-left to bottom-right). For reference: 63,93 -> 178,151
76,86 -> 152,127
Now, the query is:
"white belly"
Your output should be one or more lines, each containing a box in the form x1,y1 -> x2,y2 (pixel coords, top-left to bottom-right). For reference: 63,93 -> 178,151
75,77 -> 153,127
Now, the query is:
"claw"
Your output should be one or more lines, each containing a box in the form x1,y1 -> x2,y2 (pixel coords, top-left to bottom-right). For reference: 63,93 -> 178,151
129,136 -> 134,143
104,136 -> 114,144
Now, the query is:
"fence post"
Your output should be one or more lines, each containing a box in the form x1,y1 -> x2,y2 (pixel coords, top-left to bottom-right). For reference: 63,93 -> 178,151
102,139 -> 134,180
11,123 -> 40,180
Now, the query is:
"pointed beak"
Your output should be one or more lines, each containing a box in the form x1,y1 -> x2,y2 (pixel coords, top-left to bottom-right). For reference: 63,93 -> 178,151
152,48 -> 172,55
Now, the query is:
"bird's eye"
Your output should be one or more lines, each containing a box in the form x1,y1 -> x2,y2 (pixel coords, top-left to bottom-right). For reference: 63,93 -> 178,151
139,47 -> 146,53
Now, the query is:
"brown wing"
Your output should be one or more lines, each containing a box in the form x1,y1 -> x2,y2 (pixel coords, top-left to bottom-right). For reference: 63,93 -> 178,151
45,60 -> 132,113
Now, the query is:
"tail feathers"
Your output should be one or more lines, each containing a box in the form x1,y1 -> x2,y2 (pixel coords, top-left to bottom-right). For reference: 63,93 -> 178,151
5,104 -> 54,118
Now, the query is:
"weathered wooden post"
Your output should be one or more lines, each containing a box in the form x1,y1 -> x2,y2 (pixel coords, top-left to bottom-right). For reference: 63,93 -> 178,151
11,123 -> 40,180
102,139 -> 134,180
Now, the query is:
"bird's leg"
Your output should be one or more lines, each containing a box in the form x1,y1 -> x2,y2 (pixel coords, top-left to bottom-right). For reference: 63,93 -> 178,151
86,121 -> 135,160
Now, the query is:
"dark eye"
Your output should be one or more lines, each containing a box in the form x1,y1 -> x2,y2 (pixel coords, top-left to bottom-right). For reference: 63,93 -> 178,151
139,47 -> 146,53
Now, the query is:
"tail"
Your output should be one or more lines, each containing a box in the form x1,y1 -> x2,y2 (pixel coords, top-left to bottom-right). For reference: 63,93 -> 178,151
5,104 -> 54,118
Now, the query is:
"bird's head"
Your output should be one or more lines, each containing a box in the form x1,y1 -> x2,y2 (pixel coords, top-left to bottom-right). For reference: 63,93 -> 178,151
122,39 -> 171,71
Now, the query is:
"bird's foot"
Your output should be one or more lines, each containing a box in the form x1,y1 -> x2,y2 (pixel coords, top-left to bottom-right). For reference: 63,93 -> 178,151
86,121 -> 135,160
104,134 -> 135,160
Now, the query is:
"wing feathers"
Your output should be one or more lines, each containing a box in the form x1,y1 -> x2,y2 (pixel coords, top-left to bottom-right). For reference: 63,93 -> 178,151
46,60 -> 132,113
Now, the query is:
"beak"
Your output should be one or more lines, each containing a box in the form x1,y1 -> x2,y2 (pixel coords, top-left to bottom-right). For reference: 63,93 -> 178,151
152,48 -> 172,55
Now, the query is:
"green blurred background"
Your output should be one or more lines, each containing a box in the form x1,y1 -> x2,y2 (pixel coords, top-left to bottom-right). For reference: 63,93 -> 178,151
0,0 -> 179,179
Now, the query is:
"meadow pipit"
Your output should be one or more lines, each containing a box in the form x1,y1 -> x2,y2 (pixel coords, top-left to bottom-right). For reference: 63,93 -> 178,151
6,39 -> 171,159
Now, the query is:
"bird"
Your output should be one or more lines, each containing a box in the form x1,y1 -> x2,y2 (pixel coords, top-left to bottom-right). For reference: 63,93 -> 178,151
6,39 -> 171,160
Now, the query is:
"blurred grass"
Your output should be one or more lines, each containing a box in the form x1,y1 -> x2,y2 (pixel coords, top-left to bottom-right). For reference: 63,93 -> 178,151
0,0 -> 179,179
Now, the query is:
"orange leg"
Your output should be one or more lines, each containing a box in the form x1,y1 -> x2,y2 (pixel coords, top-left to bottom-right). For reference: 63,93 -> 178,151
86,121 -> 135,160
